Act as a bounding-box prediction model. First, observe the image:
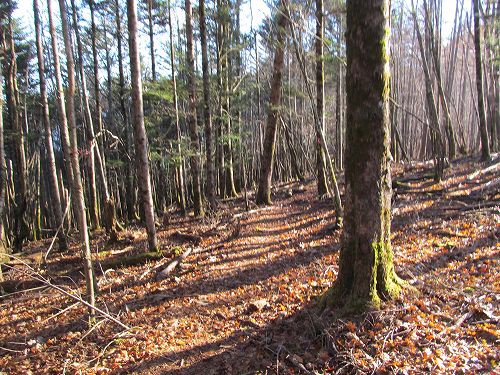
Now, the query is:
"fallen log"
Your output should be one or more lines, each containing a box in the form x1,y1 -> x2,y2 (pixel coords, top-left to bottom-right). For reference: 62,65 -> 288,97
170,231 -> 202,245
393,172 -> 436,186
467,159 -> 500,180
233,205 -> 274,219
155,247 -> 194,281
101,251 -> 165,269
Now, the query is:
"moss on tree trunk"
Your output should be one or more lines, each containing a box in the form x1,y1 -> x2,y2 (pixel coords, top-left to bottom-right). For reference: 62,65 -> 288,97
321,0 -> 408,313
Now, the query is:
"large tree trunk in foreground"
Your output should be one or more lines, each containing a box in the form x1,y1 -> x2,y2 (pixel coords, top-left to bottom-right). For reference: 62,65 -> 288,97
185,0 -> 205,217
0,72 -> 6,281
127,0 -> 158,250
322,0 -> 404,312
57,0 -> 96,313
34,0 -> 67,251
473,0 -> 491,161
256,0 -> 288,205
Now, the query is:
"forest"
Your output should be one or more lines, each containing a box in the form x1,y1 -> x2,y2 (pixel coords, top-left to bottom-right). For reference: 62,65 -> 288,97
0,0 -> 498,372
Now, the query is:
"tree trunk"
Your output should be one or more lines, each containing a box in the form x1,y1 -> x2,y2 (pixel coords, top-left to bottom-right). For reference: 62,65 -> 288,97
256,0 -> 288,205
218,0 -> 237,198
103,20 -> 114,136
425,0 -> 457,159
116,0 -> 137,223
33,0 -> 68,251
70,0 -> 100,230
216,0 -> 225,196
473,0 -> 491,161
322,0 -> 404,312
315,0 -> 329,196
199,0 -> 216,213
0,70 -> 6,282
0,2 -> 29,252
90,0 -> 108,185
72,0 -> 119,239
288,8 -> 343,223
168,0 -> 186,214
127,0 -> 159,250
412,5 -> 445,181
56,0 -> 96,314
147,0 -> 156,82
184,0 -> 205,217
47,0 -> 73,194
335,18 -> 343,170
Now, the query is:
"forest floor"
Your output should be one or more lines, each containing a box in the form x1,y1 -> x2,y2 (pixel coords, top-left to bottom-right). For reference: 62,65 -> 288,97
0,155 -> 499,374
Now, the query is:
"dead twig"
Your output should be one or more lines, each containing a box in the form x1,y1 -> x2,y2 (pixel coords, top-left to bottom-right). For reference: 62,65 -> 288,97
3,255 -> 130,330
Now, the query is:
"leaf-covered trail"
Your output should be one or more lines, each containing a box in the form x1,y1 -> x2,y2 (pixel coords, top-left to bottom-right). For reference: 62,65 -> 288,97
0,156 -> 498,374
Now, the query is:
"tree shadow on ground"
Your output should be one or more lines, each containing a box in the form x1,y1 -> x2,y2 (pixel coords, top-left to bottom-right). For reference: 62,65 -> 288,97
116,297 -> 330,374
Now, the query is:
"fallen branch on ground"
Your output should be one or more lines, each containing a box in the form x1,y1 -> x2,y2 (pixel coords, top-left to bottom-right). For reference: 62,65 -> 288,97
3,255 -> 130,330
170,231 -> 202,245
155,247 -> 195,281
467,159 -> 500,180
233,205 -> 274,219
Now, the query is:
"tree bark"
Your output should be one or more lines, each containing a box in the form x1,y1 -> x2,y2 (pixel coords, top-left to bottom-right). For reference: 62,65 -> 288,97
47,0 -> 73,192
184,0 -> 205,217
56,0 -> 96,313
0,2 -> 29,252
412,5 -> 446,181
71,0 -> 119,239
217,0 -> 238,198
199,0 -> 217,213
424,0 -> 457,159
335,17 -> 343,171
127,0 -> 159,250
322,0 -> 404,311
70,0 -> 100,229
33,0 -> 68,251
147,0 -> 156,82
167,0 -> 186,214
89,0 -> 107,184
315,0 -> 329,196
115,0 -> 137,223
288,8 -> 343,223
256,0 -> 288,205
0,70 -> 6,281
473,0 -> 491,161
